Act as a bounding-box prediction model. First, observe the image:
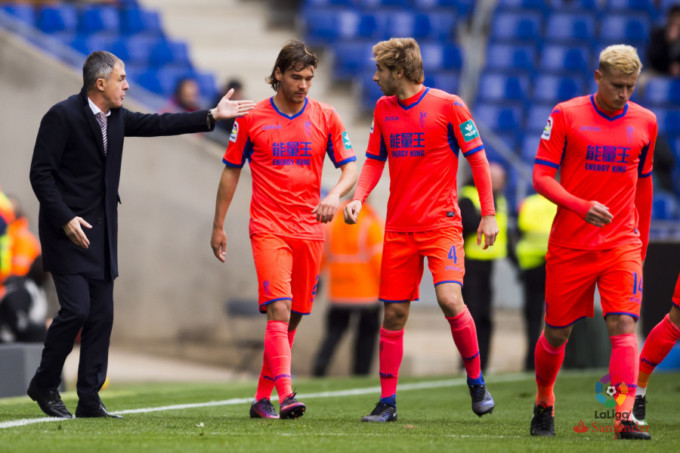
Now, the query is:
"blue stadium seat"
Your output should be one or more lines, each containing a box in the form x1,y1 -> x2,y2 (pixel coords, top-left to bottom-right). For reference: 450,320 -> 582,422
420,42 -> 462,71
525,103 -> 556,136
495,0 -> 549,14
78,6 -> 120,36
1,4 -> 36,26
304,0 -> 355,5
520,134 -> 541,162
133,67 -> 192,96
474,103 -> 524,132
332,41 -> 374,81
605,0 -> 658,16
599,14 -> 651,45
110,35 -> 161,66
70,34 -> 117,57
483,132 -> 520,163
149,39 -> 191,68
425,71 -> 459,92
656,109 -> 680,135
539,44 -> 591,75
642,77 -> 680,106
412,11 -> 456,41
532,75 -> 586,103
120,7 -> 163,37
652,191 -> 678,220
478,73 -> 530,103
490,12 -> 543,42
544,12 -> 596,44
356,0 -> 411,8
485,43 -> 537,73
551,0 -> 600,10
37,4 -> 78,37
302,8 -> 350,44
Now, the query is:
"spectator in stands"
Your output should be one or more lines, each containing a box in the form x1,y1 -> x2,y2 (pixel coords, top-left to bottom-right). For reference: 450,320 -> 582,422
648,5 -> 680,77
459,162 -> 508,373
7,195 -> 41,278
652,134 -> 677,195
0,256 -> 48,344
163,77 -> 202,113
312,197 -> 383,377
215,78 -> 245,134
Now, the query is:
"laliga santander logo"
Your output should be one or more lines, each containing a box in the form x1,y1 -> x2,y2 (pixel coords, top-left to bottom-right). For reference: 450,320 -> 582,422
594,373 -> 628,408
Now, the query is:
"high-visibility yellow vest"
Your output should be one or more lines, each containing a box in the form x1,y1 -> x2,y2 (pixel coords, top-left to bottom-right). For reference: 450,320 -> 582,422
516,194 -> 557,270
324,202 -> 384,304
461,185 -> 507,261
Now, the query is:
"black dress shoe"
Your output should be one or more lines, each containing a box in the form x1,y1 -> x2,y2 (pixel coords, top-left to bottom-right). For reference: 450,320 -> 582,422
27,380 -> 73,419
75,403 -> 122,419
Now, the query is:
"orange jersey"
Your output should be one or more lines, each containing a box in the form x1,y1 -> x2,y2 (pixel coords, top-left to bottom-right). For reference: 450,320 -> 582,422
223,97 -> 356,240
365,87 -> 493,232
8,217 -> 41,277
535,95 -> 657,250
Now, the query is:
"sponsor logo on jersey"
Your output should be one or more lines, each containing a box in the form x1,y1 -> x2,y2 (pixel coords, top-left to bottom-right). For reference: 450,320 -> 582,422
342,131 -> 353,150
263,124 -> 281,131
229,121 -> 239,143
370,119 -> 374,134
384,116 -> 399,121
459,119 -> 479,142
541,116 -> 553,140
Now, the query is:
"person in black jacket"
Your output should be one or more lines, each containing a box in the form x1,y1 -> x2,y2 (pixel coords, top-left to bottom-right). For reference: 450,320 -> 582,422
27,51 -> 254,419
648,5 -> 680,77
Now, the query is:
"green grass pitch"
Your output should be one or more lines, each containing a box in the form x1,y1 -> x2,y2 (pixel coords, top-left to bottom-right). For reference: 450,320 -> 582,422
0,371 -> 678,452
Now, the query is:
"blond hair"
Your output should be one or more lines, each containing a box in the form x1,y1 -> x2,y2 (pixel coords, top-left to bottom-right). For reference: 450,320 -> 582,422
598,44 -> 642,76
372,38 -> 424,84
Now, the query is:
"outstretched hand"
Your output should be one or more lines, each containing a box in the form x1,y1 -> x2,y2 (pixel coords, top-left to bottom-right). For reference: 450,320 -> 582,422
211,227 -> 227,263
213,88 -> 256,120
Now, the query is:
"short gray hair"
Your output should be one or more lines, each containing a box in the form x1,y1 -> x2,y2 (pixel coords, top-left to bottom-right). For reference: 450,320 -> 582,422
83,51 -> 122,90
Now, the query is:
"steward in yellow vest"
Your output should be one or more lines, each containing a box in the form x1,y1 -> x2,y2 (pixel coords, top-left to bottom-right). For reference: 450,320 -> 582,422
458,162 -> 507,372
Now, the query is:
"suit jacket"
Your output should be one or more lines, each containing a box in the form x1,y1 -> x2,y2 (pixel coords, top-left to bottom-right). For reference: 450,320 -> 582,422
30,88 -> 213,280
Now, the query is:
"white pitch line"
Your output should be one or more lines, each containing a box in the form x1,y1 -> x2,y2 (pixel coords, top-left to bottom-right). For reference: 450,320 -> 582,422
0,374 -> 528,430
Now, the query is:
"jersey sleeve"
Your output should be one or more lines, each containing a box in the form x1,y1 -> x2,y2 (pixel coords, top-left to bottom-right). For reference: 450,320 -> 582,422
534,105 -> 567,168
365,103 -> 388,162
449,98 -> 485,158
326,108 -> 357,168
638,119 -> 657,179
222,116 -> 253,168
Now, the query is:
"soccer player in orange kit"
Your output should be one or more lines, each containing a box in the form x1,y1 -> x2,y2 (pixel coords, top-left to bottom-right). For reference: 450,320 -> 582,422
210,40 -> 357,419
529,44 -> 656,440
344,37 -> 498,423
633,272 -> 680,425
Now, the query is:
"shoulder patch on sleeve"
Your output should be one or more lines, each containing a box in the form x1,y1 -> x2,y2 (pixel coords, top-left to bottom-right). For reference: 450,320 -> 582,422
369,119 -> 374,134
229,121 -> 239,143
541,116 -> 553,141
342,130 -> 353,150
459,119 -> 479,142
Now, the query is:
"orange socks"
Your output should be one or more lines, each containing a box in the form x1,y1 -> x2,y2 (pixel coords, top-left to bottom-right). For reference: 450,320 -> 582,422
447,307 -> 482,380
534,332 -> 566,408
378,327 -> 404,399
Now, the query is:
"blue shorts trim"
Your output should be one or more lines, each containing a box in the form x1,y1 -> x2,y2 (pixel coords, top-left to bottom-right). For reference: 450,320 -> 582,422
434,280 -> 463,287
603,311 -> 640,321
259,297 -> 292,312
379,298 -> 419,303
544,315 -> 587,329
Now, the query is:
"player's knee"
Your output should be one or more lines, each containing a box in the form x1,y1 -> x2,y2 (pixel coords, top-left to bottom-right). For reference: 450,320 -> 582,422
383,304 -> 408,330
605,314 -> 636,336
437,293 -> 465,316
266,300 -> 291,323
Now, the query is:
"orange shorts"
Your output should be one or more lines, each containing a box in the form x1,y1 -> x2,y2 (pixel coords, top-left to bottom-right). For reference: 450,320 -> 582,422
544,243 -> 643,328
672,273 -> 680,308
251,233 -> 324,315
379,227 -> 465,303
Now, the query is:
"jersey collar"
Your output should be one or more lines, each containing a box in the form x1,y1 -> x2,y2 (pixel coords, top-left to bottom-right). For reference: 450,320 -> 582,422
269,97 -> 308,120
397,86 -> 429,111
590,94 -> 627,121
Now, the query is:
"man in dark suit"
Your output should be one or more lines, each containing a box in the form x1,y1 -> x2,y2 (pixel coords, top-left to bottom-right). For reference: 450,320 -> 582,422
27,51 -> 254,419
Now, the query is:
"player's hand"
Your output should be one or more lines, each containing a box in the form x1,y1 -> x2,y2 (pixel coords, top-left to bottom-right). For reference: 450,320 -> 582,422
343,200 -> 362,224
477,215 -> 499,250
213,88 -> 256,120
63,216 -> 92,249
211,227 -> 227,262
313,192 -> 340,224
584,201 -> 613,227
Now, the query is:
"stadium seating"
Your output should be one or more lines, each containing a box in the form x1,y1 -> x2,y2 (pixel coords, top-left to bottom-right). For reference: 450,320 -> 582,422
477,73 -> 530,103
539,44 -> 591,76
485,43 -> 537,73
490,12 -> 543,42
78,5 -> 120,36
599,14 -> 651,45
119,7 -> 163,37
37,4 -> 77,39
0,3 -> 35,26
532,75 -> 586,103
643,77 -> 680,106
544,12 -> 596,45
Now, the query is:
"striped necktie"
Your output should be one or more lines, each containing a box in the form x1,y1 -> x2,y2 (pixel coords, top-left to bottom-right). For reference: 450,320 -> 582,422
96,112 -> 108,155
